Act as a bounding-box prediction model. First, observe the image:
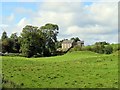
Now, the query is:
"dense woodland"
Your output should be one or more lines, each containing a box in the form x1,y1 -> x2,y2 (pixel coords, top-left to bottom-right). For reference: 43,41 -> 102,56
0,23 -> 59,57
0,23 -> 120,57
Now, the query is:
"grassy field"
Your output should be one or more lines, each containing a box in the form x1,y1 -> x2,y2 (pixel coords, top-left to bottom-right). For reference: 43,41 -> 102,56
1,51 -> 118,88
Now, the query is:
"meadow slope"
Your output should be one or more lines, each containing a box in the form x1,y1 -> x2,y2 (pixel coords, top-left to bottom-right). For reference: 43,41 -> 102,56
2,51 -> 118,88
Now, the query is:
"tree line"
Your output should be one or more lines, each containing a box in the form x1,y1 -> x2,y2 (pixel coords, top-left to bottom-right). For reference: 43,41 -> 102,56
83,42 -> 113,54
0,23 -> 119,57
0,23 -> 59,57
70,41 -> 120,54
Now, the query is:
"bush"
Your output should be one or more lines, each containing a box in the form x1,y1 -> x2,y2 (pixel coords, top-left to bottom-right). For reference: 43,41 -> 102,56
73,45 -> 82,51
32,53 -> 43,58
82,45 -> 92,51
104,45 -> 113,54
112,44 -> 120,52
69,45 -> 82,52
81,42 -> 113,54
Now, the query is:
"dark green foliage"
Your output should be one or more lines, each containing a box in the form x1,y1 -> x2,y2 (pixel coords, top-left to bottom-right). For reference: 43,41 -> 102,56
20,23 -> 59,57
71,37 -> 80,42
95,41 -> 109,45
104,45 -> 113,54
82,45 -> 92,51
1,31 -> 8,40
10,33 -> 20,53
1,31 -> 10,53
2,38 -> 14,53
20,25 -> 43,57
40,23 -> 59,56
1,32 -> 20,53
92,44 -> 105,54
82,42 -> 113,54
0,23 -> 59,57
69,45 -> 82,52
92,42 -> 113,54
55,40 -> 62,49
0,40 -> 2,52
110,43 -> 120,52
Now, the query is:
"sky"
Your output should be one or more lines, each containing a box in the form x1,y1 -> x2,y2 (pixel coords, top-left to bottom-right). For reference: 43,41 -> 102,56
0,0 -> 119,45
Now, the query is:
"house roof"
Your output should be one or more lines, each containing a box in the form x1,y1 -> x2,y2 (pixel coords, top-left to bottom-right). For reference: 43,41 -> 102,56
62,40 -> 74,44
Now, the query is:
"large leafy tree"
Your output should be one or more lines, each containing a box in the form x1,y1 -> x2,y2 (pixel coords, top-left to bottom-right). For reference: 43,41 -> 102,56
0,40 -> 2,52
10,33 -> 20,53
1,31 -> 13,53
104,45 -> 113,54
71,37 -> 80,42
40,23 -> 59,56
20,25 -> 44,57
2,38 -> 13,53
19,23 -> 59,57
1,31 -> 8,40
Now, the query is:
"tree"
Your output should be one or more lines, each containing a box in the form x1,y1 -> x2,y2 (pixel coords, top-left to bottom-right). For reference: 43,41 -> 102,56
55,40 -> 62,49
1,31 -> 8,40
20,25 -> 44,57
95,41 -> 109,46
2,38 -> 13,53
1,31 -> 13,53
104,45 -> 113,54
10,33 -> 20,53
40,23 -> 59,56
20,24 -> 59,57
71,37 -> 80,42
0,40 -> 2,52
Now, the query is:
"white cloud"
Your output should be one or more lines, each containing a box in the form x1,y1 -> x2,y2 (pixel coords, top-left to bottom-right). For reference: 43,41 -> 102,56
65,25 -> 118,45
34,2 -> 117,45
0,17 -> 30,37
66,25 -> 116,35
86,3 -> 118,27
7,13 -> 14,23
1,1 -> 118,45
2,13 -> 15,24
1,0 -> 119,2
1,0 -> 40,2
0,24 -> 9,28
17,17 -> 29,27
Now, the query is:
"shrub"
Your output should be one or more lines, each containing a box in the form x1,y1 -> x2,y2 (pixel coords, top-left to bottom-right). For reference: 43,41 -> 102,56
82,42 -> 113,54
112,44 -> 120,52
104,45 -> 113,54
73,45 -> 82,51
82,45 -> 92,51
69,45 -> 82,52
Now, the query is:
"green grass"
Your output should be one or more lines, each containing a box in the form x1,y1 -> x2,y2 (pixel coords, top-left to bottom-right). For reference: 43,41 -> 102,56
1,51 -> 118,88
110,43 -> 120,52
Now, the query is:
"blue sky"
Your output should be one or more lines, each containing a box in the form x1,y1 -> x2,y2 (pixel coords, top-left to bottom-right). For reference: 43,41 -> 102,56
2,2 -> 39,24
1,2 -> 92,24
0,1 -> 118,45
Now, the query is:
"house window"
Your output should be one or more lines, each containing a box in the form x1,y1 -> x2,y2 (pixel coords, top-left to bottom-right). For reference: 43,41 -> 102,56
64,44 -> 66,49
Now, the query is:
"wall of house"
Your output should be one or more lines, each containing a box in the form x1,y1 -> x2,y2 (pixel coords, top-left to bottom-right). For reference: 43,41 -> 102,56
62,43 -> 72,49
76,41 -> 84,47
62,41 -> 84,51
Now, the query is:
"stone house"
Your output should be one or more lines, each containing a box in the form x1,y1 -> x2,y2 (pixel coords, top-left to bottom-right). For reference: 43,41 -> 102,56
62,40 -> 84,51
76,41 -> 84,47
